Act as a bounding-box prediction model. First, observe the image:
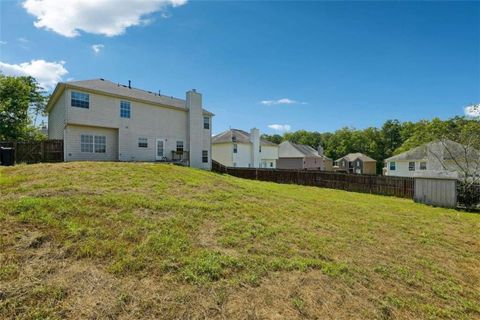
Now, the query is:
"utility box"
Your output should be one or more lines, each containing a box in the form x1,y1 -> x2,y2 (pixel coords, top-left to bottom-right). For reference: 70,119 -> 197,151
0,147 -> 15,166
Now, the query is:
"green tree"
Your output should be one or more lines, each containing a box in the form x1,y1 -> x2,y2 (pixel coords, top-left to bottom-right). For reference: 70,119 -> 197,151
0,75 -> 47,140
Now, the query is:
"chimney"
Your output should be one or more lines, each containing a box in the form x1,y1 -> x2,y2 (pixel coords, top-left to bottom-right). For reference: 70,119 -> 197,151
250,128 -> 260,168
128,80 -> 131,89
186,89 -> 205,169
318,143 -> 324,156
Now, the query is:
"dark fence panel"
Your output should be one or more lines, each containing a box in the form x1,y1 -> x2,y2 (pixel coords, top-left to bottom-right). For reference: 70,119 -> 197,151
212,160 -> 414,199
0,140 -> 63,164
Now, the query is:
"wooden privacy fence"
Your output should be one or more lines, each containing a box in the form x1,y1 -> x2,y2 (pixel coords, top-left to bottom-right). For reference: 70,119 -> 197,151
0,140 -> 64,164
212,161 -> 414,198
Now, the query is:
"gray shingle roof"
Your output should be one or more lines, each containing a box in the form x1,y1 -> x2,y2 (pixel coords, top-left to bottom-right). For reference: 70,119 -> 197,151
336,153 -> 376,162
279,141 -> 332,160
48,79 -> 213,115
212,129 -> 277,146
385,140 -> 480,162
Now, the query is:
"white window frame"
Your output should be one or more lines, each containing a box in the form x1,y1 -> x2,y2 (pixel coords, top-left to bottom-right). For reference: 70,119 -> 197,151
420,162 -> 427,170
81,134 -> 93,152
71,91 -> 89,108
233,143 -> 238,153
390,161 -> 396,171
81,134 -> 106,153
202,150 -> 208,163
176,140 -> 184,152
203,116 -> 210,129
94,136 -> 106,153
138,137 -> 148,148
120,100 -> 131,118
409,161 -> 415,171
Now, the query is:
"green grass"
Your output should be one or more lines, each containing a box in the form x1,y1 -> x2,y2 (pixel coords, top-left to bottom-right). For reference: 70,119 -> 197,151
0,162 -> 479,319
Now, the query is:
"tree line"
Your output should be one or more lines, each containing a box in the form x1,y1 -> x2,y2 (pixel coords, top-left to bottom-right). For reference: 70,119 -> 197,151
262,117 -> 480,173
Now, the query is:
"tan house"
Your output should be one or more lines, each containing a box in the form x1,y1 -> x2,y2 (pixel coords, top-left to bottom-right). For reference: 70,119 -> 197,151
277,141 -> 333,170
334,153 -> 377,175
47,79 -> 213,169
212,128 -> 278,168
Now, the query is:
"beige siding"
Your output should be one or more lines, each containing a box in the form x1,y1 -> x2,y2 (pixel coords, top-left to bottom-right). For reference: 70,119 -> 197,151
363,162 -> 377,175
212,142 -> 234,167
324,159 -> 333,171
65,124 -> 118,161
47,91 -> 67,139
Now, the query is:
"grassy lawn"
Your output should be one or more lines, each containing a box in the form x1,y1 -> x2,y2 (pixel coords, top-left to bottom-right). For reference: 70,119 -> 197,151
0,162 -> 479,319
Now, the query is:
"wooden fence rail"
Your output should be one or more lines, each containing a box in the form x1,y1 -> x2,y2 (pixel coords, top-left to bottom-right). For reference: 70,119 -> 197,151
0,140 -> 64,164
212,160 -> 414,199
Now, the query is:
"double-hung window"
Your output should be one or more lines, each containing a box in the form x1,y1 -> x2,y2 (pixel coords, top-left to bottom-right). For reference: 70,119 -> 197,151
81,134 -> 106,153
71,92 -> 89,108
420,162 -> 427,170
95,136 -> 106,153
202,150 -> 208,163
81,135 -> 93,152
409,161 -> 415,171
233,143 -> 238,153
138,137 -> 148,148
120,101 -> 131,118
390,162 -> 396,171
176,141 -> 184,152
203,116 -> 210,129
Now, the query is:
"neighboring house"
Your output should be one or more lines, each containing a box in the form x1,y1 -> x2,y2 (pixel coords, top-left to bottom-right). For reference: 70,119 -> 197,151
334,153 -> 377,175
47,79 -> 213,169
384,140 -> 479,178
277,141 -> 333,170
211,128 -> 278,168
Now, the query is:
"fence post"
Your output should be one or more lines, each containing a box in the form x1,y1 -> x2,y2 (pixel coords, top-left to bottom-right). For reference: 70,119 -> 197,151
41,141 -> 45,162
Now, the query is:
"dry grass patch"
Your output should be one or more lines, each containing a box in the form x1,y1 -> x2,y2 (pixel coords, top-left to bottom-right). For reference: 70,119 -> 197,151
0,162 -> 479,319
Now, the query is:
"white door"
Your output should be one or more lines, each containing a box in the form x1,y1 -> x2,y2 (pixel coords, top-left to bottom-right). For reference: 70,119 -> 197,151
156,139 -> 165,160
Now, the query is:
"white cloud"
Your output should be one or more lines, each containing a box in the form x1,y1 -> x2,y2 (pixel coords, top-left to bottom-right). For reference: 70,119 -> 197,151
0,41 -> 7,45
0,59 -> 68,90
268,124 -> 291,132
22,0 -> 188,37
464,104 -> 480,117
92,44 -> 105,54
260,98 -> 306,106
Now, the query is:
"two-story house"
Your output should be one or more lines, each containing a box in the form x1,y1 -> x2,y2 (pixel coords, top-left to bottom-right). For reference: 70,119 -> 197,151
384,140 -> 479,178
47,79 -> 213,169
211,128 -> 279,168
334,153 -> 377,175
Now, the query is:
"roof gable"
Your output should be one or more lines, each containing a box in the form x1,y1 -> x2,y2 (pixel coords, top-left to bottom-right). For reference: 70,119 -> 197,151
212,129 -> 277,146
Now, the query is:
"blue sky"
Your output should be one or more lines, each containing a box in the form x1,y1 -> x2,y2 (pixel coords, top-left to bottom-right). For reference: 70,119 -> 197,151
1,0 -> 479,134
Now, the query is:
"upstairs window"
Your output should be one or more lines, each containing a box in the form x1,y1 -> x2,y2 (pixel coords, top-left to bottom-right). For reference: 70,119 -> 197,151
120,101 -> 131,118
71,92 -> 89,108
233,143 -> 238,153
202,150 -> 208,163
390,162 -> 396,171
138,137 -> 148,148
259,145 -> 262,152
420,162 -> 427,170
176,141 -> 184,152
203,116 -> 210,129
409,161 -> 415,171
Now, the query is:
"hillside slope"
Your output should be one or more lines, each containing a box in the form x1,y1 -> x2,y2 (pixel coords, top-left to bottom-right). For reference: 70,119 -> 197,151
1,162 -> 479,319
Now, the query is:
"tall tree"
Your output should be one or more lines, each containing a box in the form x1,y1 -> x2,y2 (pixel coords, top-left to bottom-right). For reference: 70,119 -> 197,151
0,75 -> 47,140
